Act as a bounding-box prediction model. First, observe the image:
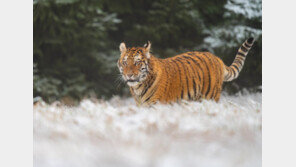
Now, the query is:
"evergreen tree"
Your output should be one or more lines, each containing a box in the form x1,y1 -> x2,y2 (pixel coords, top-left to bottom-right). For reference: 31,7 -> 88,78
34,0 -> 262,103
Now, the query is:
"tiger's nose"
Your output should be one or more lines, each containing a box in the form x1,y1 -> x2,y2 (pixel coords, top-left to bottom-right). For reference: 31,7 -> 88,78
126,74 -> 133,78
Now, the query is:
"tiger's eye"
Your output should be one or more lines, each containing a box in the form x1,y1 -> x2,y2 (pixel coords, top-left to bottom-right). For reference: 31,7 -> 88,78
134,60 -> 140,65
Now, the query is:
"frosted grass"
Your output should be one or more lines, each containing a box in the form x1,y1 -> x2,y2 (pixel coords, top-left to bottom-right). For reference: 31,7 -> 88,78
34,92 -> 261,167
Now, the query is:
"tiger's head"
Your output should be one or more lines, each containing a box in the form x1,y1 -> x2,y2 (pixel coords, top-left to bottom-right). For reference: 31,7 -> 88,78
117,41 -> 152,87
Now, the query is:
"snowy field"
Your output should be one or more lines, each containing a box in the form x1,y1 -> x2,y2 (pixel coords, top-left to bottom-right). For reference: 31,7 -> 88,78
34,92 -> 262,167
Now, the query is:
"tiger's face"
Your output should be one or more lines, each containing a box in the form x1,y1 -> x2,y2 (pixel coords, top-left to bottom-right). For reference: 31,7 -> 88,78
117,42 -> 151,87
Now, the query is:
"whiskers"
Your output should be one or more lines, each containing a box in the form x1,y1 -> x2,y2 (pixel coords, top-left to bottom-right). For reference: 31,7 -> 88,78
114,74 -> 126,90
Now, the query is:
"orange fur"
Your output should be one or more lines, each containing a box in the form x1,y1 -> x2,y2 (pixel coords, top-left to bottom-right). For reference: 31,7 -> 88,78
118,39 -> 254,106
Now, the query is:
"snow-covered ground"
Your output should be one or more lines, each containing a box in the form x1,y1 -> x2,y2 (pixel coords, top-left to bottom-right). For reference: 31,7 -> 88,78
34,92 -> 262,167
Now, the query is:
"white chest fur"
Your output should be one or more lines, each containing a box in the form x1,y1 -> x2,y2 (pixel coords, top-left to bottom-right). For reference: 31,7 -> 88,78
133,86 -> 143,96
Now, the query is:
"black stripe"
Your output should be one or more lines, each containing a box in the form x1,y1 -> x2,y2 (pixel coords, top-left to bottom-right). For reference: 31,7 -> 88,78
243,43 -> 251,49
183,55 -> 205,93
227,68 -> 233,80
162,62 -> 170,95
194,56 -> 207,92
245,42 -> 252,48
204,54 -> 218,99
169,60 -> 179,100
201,54 -> 213,98
140,83 -> 151,97
182,61 -> 191,99
185,53 -> 205,98
181,89 -> 184,99
202,54 -> 214,98
140,75 -> 155,97
211,83 -> 217,99
178,59 -> 190,100
184,59 -> 198,100
187,89 -> 191,100
184,58 -> 200,100
171,59 -> 183,100
241,45 -> 248,52
211,58 -> 221,99
176,58 -> 190,100
237,52 -> 246,57
182,55 -> 202,82
197,84 -> 201,100
143,85 -> 159,103
236,56 -> 245,62
193,79 -> 196,99
225,72 -> 230,81
140,86 -> 149,97
234,60 -> 243,67
196,55 -> 211,97
230,67 -> 236,78
232,63 -> 240,72
233,58 -> 244,66
143,92 -> 155,103
136,84 -> 142,90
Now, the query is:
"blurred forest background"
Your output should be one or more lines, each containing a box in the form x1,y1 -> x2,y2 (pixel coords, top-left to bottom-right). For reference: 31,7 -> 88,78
33,0 -> 262,103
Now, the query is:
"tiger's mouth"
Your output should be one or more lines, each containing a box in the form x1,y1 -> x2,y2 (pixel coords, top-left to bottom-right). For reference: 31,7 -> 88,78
126,79 -> 139,83
124,73 -> 148,87
126,79 -> 140,87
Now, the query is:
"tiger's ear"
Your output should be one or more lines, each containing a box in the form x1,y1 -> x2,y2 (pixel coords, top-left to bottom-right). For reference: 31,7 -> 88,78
143,41 -> 151,59
119,42 -> 126,53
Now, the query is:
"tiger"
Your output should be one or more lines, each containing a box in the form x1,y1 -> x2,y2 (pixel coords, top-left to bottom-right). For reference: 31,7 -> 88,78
117,38 -> 255,106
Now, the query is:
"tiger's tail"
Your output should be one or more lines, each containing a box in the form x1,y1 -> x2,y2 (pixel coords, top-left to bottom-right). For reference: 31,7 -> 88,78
223,38 -> 255,82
